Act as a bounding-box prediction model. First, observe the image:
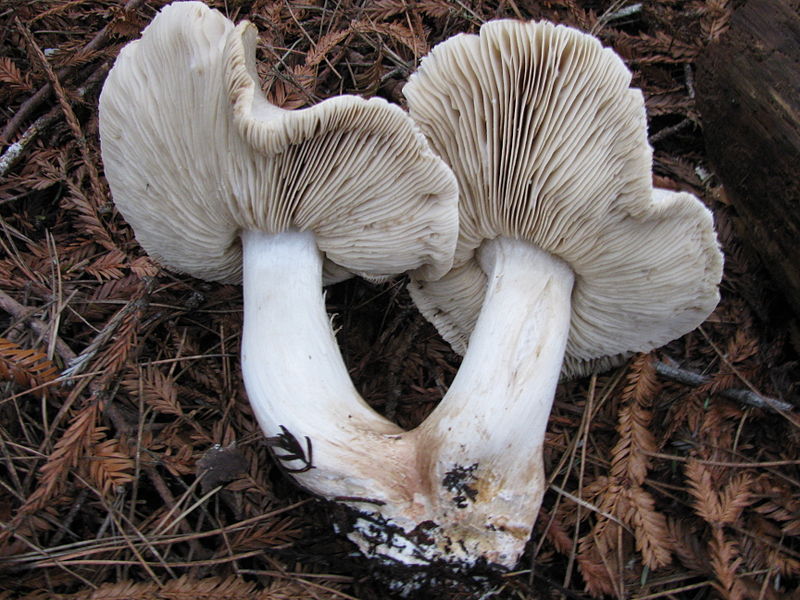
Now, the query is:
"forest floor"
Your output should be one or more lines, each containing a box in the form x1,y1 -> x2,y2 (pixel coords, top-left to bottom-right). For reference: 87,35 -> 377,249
0,1 -> 798,598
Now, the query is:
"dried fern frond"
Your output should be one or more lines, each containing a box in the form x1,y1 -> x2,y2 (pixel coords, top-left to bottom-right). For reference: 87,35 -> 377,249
700,0 -> 732,42
60,181 -> 116,252
686,460 -> 753,526
667,515 -> 710,573
624,486 -> 672,569
610,353 -> 660,485
612,30 -> 700,64
122,365 -> 183,418
84,248 -> 127,281
0,57 -> 34,95
751,477 -> 800,537
87,436 -> 135,495
14,575 -> 344,600
645,91 -> 695,117
709,527 -> 747,600
0,401 -> 100,548
351,20 -> 429,57
0,337 -> 59,395
417,0 -> 458,19
576,531 -> 619,598
305,28 -> 352,67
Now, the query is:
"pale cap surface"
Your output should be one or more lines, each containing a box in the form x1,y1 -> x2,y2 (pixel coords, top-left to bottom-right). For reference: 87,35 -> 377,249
404,20 -> 723,376
99,2 -> 458,284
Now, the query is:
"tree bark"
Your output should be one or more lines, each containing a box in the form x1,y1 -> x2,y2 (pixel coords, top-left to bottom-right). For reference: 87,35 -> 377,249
695,0 -> 800,316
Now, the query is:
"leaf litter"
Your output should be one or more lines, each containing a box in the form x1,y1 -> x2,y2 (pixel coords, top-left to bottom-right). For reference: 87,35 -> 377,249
0,0 -> 798,598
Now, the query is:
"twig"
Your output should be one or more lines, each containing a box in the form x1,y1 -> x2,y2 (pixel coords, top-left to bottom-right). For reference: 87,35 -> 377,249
505,0 -> 525,21
49,488 -> 89,547
0,522 -> 99,589
649,118 -> 693,144
549,484 -> 633,535
0,108 -> 54,179
632,580 -> 711,600
75,471 -> 170,586
519,569 -> 589,600
0,501 -> 310,568
0,63 -> 109,180
32,550 -> 267,569
654,360 -> 793,412
606,3 -> 643,21
593,1 -> 642,34
102,410 -> 195,556
241,558 -> 361,600
142,465 -> 206,561
453,0 -> 485,24
1,0 -> 147,145
0,288 -> 77,364
700,327 -> 800,429
62,287 -> 151,378
285,2 -> 341,78
644,451 -> 800,469
684,63 -> 696,99
17,18 -> 112,249
2,77 -> 62,148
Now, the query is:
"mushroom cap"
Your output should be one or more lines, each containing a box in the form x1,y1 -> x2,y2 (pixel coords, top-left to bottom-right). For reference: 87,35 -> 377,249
404,20 -> 723,377
99,2 -> 458,284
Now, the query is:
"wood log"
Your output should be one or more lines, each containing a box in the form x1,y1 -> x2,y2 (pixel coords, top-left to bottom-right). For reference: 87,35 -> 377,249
695,0 -> 800,316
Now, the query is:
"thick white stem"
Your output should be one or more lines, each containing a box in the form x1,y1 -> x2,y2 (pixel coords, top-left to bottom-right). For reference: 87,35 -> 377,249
428,238 -> 573,435
423,235 -> 573,456
350,237 -> 575,568
419,236 -> 574,564
240,229 -> 404,498
241,230 -> 575,571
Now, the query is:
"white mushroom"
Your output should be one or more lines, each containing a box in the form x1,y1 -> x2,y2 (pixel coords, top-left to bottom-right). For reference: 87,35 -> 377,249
98,2 -> 458,503
346,19 -> 723,569
99,5 -> 723,575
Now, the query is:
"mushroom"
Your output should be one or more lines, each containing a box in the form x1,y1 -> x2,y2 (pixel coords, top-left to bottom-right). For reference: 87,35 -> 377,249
98,2 -> 458,504
357,19 -> 721,569
100,5 -> 723,576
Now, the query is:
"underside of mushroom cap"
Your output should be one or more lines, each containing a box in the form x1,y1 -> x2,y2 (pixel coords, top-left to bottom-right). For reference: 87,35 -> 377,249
99,2 -> 458,285
222,20 -> 458,282
404,19 -> 723,371
99,2 -> 240,282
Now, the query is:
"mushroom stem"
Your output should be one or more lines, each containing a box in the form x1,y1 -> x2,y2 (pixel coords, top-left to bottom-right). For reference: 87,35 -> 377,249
430,236 -> 574,435
418,236 -> 574,566
434,237 -> 574,556
348,236 -> 575,569
241,230 -> 575,569
240,229 -> 403,497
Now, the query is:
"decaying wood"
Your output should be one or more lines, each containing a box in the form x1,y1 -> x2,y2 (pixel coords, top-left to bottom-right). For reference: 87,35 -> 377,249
654,360 -> 793,412
695,0 -> 800,317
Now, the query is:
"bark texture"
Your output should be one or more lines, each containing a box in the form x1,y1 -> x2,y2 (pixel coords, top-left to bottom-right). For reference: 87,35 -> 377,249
695,0 -> 800,316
